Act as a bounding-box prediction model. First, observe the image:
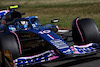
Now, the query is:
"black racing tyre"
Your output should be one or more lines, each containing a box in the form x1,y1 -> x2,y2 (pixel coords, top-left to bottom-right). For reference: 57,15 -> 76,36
0,32 -> 20,67
72,18 -> 100,44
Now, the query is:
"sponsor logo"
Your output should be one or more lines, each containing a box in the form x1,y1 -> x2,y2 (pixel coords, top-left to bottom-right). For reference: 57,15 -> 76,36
13,50 -> 57,67
63,49 -> 72,54
50,39 -> 72,54
50,39 -> 69,49
75,46 -> 96,54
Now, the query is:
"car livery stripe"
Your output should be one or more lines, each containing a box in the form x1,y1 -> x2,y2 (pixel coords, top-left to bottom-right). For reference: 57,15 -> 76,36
10,31 -> 22,54
76,18 -> 84,42
47,34 -> 55,40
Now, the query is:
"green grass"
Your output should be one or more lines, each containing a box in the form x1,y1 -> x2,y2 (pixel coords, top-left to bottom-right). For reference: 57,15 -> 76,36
0,0 -> 100,29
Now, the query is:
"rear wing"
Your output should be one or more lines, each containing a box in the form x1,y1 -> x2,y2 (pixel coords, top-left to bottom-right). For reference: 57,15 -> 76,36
0,10 -> 9,19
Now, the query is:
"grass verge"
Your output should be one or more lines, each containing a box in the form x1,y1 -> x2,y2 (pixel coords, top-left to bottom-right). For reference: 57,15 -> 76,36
0,0 -> 100,29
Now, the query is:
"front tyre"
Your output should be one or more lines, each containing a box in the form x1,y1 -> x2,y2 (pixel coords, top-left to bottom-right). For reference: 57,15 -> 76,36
0,32 -> 20,67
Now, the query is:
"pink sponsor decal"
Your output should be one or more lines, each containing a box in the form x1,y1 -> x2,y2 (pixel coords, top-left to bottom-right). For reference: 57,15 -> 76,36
6,10 -> 10,12
76,18 -> 84,42
50,50 -> 59,60
56,26 -> 59,30
10,31 -> 22,54
70,46 -> 74,51
73,51 -> 80,54
74,43 -> 92,48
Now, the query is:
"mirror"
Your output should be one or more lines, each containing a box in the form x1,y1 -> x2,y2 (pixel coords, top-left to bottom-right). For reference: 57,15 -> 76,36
51,19 -> 59,23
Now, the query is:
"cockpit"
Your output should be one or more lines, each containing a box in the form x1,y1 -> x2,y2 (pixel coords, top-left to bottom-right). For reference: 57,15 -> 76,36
8,16 -> 42,31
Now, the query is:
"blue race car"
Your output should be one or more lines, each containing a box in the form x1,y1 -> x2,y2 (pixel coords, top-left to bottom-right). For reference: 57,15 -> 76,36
0,5 -> 100,67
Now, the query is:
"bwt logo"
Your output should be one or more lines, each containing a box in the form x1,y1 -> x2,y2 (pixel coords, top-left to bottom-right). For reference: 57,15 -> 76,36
14,54 -> 50,67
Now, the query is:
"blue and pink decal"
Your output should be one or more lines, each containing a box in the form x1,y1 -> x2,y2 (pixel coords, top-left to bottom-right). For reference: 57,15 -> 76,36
71,43 -> 96,55
13,50 -> 59,67
37,29 -> 73,55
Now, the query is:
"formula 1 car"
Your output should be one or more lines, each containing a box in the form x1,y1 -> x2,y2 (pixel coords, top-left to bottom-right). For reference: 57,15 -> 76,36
0,5 -> 100,67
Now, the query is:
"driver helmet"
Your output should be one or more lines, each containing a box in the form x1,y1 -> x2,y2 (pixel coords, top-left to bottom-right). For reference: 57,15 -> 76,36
17,21 -> 28,29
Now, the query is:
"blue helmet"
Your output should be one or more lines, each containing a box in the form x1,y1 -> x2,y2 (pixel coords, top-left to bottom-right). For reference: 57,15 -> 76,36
16,20 -> 28,30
